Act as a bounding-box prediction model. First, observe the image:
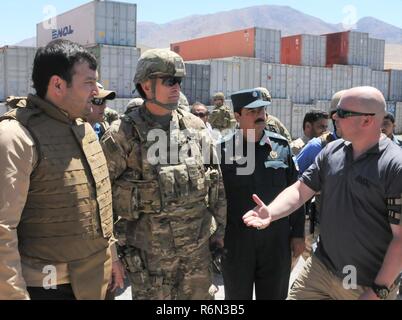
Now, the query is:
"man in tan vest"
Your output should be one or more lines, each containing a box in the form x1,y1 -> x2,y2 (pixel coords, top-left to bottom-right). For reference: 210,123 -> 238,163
0,39 -> 123,300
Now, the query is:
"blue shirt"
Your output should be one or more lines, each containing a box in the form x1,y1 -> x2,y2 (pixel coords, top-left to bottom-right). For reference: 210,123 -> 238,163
93,123 -> 102,140
296,132 -> 338,174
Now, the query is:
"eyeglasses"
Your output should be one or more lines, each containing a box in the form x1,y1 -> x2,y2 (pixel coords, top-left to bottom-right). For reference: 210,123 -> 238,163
336,108 -> 376,119
160,76 -> 182,87
92,98 -> 106,106
193,112 -> 208,118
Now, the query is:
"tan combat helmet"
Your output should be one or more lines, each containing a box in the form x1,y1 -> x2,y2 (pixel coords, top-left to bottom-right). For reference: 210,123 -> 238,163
134,49 -> 186,110
213,92 -> 225,101
255,87 -> 272,103
330,90 -> 347,115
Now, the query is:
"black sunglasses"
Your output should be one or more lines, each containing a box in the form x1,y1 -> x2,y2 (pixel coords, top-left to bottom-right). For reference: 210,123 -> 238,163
336,108 -> 376,119
160,76 -> 182,87
193,112 -> 208,118
92,98 -> 106,106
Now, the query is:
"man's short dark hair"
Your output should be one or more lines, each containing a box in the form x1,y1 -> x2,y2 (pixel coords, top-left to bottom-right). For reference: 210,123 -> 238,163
32,39 -> 97,98
303,109 -> 329,130
384,112 -> 395,124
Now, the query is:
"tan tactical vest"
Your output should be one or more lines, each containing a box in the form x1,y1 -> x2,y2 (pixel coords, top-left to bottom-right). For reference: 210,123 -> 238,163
0,95 -> 113,263
114,107 -> 219,251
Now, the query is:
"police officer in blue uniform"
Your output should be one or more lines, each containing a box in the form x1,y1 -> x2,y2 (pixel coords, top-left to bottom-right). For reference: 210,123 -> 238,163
219,88 -> 305,300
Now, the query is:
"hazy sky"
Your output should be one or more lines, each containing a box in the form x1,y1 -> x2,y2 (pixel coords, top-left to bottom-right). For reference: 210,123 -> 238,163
1,0 -> 402,46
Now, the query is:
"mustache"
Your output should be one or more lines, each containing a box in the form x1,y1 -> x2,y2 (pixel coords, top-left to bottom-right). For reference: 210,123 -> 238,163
255,118 -> 265,124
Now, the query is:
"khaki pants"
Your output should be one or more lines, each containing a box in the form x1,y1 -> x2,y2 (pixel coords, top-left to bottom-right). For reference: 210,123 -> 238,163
288,255 -> 399,300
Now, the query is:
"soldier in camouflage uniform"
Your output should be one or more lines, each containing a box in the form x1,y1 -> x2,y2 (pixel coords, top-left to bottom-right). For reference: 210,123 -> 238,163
209,92 -> 237,132
255,87 -> 292,143
87,83 -> 119,139
100,49 -> 227,300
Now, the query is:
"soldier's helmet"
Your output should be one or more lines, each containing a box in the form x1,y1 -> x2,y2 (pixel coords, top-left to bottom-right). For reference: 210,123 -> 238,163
213,92 -> 225,101
330,90 -> 347,115
255,87 -> 272,102
134,49 -> 186,85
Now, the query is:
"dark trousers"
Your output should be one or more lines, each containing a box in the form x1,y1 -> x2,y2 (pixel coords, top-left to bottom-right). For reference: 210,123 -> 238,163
222,223 -> 291,300
27,284 -> 76,300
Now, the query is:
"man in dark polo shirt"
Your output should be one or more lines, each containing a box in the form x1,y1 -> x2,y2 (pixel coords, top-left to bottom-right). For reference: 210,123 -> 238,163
219,88 -> 305,300
243,86 -> 402,300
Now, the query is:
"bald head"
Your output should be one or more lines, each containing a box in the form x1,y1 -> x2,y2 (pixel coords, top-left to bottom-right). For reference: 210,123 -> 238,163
339,86 -> 386,121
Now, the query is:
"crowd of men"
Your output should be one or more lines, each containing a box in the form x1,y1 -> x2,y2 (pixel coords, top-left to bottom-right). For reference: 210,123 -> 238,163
0,39 -> 401,300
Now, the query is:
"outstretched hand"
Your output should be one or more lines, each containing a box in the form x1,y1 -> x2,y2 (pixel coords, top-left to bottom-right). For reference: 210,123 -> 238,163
242,194 -> 272,230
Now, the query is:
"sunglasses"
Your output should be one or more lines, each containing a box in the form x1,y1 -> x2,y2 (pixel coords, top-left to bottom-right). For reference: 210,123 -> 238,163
160,76 -> 182,87
193,112 -> 208,118
336,108 -> 376,119
92,98 -> 106,106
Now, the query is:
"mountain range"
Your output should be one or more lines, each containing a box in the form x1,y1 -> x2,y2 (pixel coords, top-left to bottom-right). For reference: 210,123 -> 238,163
16,5 -> 402,48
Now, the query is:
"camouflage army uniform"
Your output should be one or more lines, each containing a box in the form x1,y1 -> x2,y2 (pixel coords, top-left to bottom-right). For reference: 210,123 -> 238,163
209,105 -> 236,132
266,115 -> 292,143
100,49 -> 226,300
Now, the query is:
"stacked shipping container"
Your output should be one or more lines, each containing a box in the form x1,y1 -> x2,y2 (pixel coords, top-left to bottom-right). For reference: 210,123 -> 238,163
0,46 -> 36,101
36,1 -> 137,47
87,45 -> 141,98
171,27 -> 281,63
281,34 -> 326,67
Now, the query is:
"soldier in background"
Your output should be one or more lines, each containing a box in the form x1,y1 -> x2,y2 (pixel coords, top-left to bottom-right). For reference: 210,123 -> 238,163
256,88 -> 292,143
209,92 -> 237,132
86,82 -> 118,140
178,91 -> 191,113
100,49 -> 226,300
290,109 -> 329,156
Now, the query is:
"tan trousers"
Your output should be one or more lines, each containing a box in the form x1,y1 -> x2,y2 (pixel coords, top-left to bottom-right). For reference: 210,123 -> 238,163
288,255 -> 399,300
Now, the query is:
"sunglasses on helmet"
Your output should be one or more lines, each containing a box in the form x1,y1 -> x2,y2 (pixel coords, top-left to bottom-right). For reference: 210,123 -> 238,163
92,98 -> 106,106
336,107 -> 376,119
160,76 -> 182,87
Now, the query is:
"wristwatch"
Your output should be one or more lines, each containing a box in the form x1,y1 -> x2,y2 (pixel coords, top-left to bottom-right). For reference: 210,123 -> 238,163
371,283 -> 390,300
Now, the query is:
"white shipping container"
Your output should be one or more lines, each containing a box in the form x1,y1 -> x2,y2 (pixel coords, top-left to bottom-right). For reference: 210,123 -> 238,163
106,98 -> 132,115
255,28 -> 281,64
395,102 -> 402,134
182,63 -> 211,105
386,101 -> 396,117
291,104 -> 315,139
87,45 -> 140,98
310,67 -> 332,101
388,70 -> 402,101
371,71 -> 389,100
261,63 -> 287,99
0,46 -> 36,101
368,38 -> 385,71
332,64 -> 352,94
209,59 -> 241,99
210,57 -> 262,98
301,35 -> 326,67
37,1 -> 137,47
352,65 -> 372,87
267,99 -> 292,134
348,32 -> 369,66
286,65 -> 311,104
